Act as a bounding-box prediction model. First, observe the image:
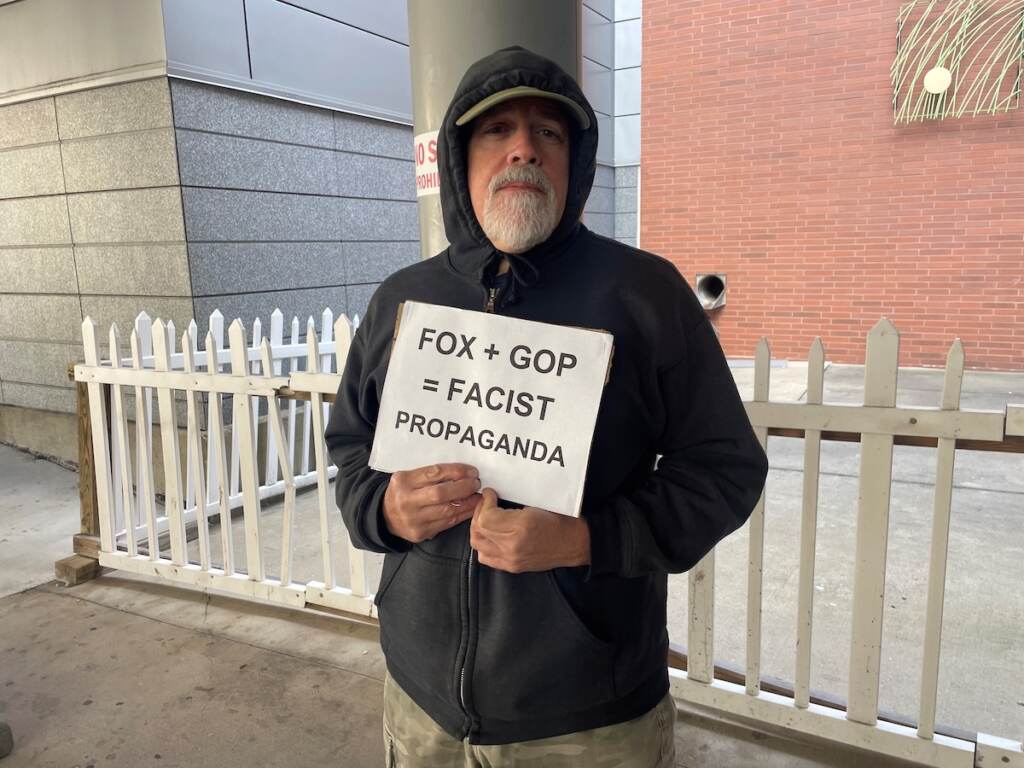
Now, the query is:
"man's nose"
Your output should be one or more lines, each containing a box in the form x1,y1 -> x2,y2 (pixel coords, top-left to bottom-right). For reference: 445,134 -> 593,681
507,129 -> 540,165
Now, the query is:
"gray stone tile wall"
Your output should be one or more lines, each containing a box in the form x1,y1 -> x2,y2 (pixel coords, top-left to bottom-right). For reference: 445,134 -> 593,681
0,341 -> 80,388
75,244 -> 191,297
54,79 -> 174,140
68,187 -> 185,244
61,129 -> 179,193
0,196 -> 72,247
0,295 -> 82,343
584,163 -> 617,238
334,112 -> 411,160
0,247 -> 77,294
0,98 -> 58,149
0,143 -> 64,198
614,164 -> 640,246
614,185 -> 637,214
0,77 -> 187,414
170,80 -> 335,147
614,213 -> 638,240
616,165 -> 638,187
174,79 -> 418,333
1,382 -> 76,413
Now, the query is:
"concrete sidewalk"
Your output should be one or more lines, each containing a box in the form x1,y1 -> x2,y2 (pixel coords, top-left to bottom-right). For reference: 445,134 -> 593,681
0,444 -> 81,599
0,575 -> 922,768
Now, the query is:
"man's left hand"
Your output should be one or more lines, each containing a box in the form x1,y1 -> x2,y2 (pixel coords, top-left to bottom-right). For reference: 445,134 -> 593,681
470,488 -> 591,573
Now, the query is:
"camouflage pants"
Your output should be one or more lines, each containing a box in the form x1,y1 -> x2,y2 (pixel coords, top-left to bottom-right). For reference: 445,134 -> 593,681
383,674 -> 677,767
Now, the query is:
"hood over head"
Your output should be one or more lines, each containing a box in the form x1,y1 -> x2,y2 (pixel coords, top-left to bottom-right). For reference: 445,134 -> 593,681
438,46 -> 599,300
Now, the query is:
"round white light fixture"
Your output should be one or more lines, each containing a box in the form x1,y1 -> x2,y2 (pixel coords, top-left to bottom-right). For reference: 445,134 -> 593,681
923,66 -> 952,94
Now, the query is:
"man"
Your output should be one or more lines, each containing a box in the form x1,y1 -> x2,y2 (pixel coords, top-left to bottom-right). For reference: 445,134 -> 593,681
326,46 -> 767,766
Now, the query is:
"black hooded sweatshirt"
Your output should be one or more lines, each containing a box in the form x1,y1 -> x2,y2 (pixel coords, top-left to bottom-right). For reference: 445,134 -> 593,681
325,46 -> 768,745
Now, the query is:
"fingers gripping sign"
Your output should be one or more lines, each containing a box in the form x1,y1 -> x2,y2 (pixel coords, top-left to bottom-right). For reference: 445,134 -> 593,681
383,463 -> 483,543
470,488 -> 592,573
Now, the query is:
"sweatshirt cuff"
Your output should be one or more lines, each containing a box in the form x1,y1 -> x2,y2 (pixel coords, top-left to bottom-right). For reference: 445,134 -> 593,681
362,478 -> 412,553
583,508 -> 624,579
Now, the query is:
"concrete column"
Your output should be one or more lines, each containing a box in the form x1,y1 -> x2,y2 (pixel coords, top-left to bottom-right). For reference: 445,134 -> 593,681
407,0 -> 582,260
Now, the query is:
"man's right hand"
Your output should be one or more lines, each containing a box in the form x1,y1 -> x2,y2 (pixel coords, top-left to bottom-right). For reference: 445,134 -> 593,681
382,463 -> 482,543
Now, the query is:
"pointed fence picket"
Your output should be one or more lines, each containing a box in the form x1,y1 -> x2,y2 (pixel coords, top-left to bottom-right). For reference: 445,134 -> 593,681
72,314 -> 1023,768
184,321 -> 198,515
230,320 -> 265,582
847,319 -> 900,726
794,337 -> 825,709
286,316 -> 300,482
260,339 -> 297,587
265,309 -> 285,487
305,331 -> 334,591
182,332 -> 211,571
152,320 -> 187,566
134,312 -> 154,520
108,325 -> 137,557
746,337 -> 770,696
130,329 -> 159,560
300,316 -> 316,477
205,310 -> 225,508
916,340 -> 963,740
205,331 -> 234,575
249,317 -> 263,490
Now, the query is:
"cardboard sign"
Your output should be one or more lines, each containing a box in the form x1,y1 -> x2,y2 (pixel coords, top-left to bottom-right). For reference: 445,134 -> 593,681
369,301 -> 614,517
413,130 -> 440,197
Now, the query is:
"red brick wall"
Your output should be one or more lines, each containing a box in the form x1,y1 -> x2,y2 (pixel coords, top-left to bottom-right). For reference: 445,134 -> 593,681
640,1 -> 1023,370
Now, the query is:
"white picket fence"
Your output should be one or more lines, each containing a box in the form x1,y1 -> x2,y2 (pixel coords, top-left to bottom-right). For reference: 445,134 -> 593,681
77,307 -> 371,614
72,314 -> 1024,768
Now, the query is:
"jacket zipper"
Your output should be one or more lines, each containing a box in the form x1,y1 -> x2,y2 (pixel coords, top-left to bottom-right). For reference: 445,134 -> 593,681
459,548 -> 475,713
459,282 -> 501,734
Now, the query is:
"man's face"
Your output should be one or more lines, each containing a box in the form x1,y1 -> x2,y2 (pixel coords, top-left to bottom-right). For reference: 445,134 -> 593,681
467,97 -> 571,254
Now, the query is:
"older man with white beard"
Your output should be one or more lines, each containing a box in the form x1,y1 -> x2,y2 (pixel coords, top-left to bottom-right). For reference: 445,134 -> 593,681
326,46 -> 767,767
468,97 -> 568,256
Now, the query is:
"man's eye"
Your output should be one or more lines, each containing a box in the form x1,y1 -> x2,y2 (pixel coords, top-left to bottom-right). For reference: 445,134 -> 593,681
538,128 -> 564,141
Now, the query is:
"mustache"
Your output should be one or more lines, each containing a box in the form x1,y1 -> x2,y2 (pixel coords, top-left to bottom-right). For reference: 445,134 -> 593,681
488,165 -> 553,197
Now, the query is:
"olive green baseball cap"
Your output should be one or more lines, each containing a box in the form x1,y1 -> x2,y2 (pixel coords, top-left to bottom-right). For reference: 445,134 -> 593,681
455,85 -> 591,130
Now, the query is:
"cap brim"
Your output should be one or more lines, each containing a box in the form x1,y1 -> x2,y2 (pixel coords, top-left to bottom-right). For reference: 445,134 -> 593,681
455,85 -> 591,130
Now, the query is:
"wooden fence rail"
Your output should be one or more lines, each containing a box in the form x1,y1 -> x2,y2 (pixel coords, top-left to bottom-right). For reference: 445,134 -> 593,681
65,313 -> 1022,768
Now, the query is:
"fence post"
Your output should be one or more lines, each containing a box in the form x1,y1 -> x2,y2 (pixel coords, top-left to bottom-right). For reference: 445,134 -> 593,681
55,363 -> 103,585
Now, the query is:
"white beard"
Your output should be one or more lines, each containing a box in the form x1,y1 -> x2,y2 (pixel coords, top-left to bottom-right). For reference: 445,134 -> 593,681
480,166 -> 560,253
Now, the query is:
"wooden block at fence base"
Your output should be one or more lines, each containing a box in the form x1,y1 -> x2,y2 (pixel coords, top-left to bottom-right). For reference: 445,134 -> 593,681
54,554 -> 99,586
73,534 -> 101,560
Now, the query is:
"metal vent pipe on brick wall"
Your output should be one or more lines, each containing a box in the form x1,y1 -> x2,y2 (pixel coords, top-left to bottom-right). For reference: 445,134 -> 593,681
407,0 -> 582,261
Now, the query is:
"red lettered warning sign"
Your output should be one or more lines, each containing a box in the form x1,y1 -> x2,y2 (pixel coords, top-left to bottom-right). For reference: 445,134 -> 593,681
414,130 -> 440,197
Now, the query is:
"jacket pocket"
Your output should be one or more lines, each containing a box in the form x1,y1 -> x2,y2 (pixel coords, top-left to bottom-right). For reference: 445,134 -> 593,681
373,551 -> 408,608
471,569 -> 617,721
377,547 -> 462,702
